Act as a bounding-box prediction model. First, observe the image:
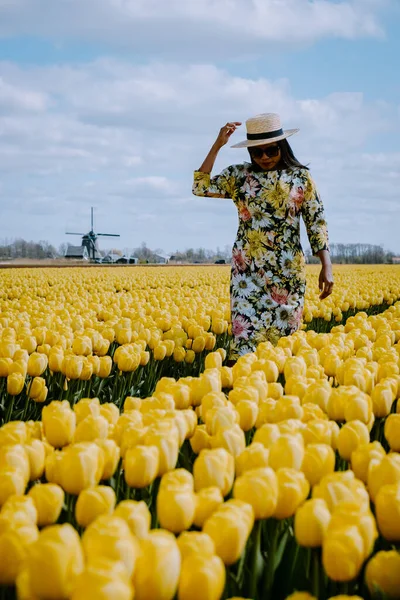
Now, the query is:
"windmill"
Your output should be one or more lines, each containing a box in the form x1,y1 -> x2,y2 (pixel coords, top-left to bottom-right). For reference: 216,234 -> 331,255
66,207 -> 120,261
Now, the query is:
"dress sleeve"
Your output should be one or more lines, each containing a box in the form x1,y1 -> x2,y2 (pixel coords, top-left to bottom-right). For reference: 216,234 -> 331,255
301,171 -> 330,255
192,166 -> 237,199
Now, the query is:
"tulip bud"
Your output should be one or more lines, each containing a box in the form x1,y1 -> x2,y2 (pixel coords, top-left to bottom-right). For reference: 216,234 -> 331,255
95,439 -> 120,480
114,500 -> 151,539
193,486 -> 224,528
157,484 -> 196,534
313,471 -> 369,512
1,495 -> 37,525
27,352 -> 48,377
234,467 -> 278,520
0,469 -> 28,507
25,439 -> 46,481
98,356 -> 112,378
74,397 -> 101,424
269,433 -> 304,471
0,523 -> 39,585
74,415 -> 109,443
124,445 -> 159,488
7,372 -> 25,396
274,468 -> 310,520
365,550 -> 400,599
203,499 -> 254,565
194,448 -> 235,497
76,485 -> 116,528
133,530 -> 181,600
253,422 -> 281,447
59,442 -> 105,495
384,414 -> 400,452
70,558 -> 134,600
350,441 -> 385,484
375,483 -> 400,541
82,516 -> 139,577
322,525 -> 365,582
26,524 -> 84,599
295,498 -> 331,547
42,401 -> 76,448
144,426 -> 179,476
301,443 -> 335,487
28,483 -> 64,527
210,424 -> 246,457
235,400 -> 258,431
178,554 -> 226,600
368,453 -> 400,503
371,382 -> 395,417
337,420 -> 370,461
177,531 -> 215,560
235,442 -> 269,477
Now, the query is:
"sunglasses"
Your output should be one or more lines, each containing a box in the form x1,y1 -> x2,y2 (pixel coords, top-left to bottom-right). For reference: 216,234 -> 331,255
250,145 -> 280,159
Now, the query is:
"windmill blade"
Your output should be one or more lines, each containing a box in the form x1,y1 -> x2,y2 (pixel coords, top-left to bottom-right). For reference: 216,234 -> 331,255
66,232 -> 85,235
97,233 -> 120,237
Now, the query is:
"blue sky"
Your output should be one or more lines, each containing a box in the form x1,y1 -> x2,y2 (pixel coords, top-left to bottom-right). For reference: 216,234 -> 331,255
0,0 -> 399,254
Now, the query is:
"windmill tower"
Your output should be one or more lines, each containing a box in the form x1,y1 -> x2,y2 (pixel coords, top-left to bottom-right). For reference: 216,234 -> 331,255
66,207 -> 120,261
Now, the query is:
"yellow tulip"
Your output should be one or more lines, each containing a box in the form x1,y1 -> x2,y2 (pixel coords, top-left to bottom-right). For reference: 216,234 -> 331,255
210,424 -> 246,457
42,400 -> 76,448
322,524 -> 365,582
7,372 -> 25,395
269,433 -> 305,471
203,499 -> 254,566
27,352 -> 48,377
74,414 -> 109,443
114,499 -> 151,539
178,554 -> 225,600
28,483 -> 65,527
157,484 -> 196,534
194,448 -> 235,496
70,558 -> 134,600
301,443 -> 335,486
124,445 -> 159,488
26,524 -> 84,600
365,550 -> 400,599
25,439 -> 46,480
313,471 -> 369,512
193,486 -> 224,528
350,441 -> 386,484
285,594 -> 317,600
98,356 -> 112,378
177,531 -> 215,560
337,420 -> 370,461
327,502 -> 378,558
375,483 -> 400,541
82,515 -> 139,577
59,442 -> 105,495
384,414 -> 400,452
294,498 -> 331,547
75,485 -> 116,528
0,523 -> 39,585
274,468 -> 310,520
368,453 -> 400,503
73,397 -> 101,424
0,468 -> 28,506
144,425 -> 179,476
133,530 -> 181,600
234,467 -> 278,520
253,422 -> 281,447
371,382 -> 395,417
235,442 -> 269,477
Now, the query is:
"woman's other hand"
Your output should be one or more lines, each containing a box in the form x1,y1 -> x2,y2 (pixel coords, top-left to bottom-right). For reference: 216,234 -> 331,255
319,264 -> 334,300
215,122 -> 242,148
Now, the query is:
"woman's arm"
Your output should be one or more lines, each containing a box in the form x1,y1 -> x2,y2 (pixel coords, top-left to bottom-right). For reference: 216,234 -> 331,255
316,249 -> 334,300
192,122 -> 241,198
301,173 -> 334,300
198,122 -> 241,173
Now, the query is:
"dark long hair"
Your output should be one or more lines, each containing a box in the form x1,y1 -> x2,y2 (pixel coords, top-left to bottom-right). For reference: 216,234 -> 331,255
248,139 -> 308,172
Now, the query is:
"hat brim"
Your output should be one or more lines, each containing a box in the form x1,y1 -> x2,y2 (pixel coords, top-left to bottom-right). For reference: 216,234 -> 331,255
231,128 -> 299,149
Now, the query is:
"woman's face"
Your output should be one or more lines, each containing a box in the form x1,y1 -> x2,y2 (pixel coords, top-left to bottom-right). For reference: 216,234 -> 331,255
249,143 -> 281,171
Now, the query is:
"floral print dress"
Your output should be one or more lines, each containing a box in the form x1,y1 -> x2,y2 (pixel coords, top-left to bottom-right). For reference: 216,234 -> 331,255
192,162 -> 329,359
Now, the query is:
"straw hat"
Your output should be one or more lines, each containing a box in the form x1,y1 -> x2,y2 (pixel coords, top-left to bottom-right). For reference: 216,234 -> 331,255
231,113 -> 299,148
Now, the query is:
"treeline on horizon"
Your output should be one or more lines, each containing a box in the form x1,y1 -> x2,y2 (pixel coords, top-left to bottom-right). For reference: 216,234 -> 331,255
0,238 -> 397,265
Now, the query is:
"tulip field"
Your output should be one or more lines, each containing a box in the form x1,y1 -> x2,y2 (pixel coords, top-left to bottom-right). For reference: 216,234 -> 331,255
1,264 -> 400,600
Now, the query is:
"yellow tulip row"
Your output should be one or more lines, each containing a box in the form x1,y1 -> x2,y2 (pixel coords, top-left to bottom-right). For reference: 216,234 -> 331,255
1,296 -> 400,598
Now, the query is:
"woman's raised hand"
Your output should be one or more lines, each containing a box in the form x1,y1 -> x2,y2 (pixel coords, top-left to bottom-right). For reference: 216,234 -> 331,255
215,122 -> 242,148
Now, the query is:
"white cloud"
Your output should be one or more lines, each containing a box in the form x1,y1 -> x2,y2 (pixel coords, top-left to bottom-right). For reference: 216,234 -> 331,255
0,58 -> 399,253
0,0 -> 389,60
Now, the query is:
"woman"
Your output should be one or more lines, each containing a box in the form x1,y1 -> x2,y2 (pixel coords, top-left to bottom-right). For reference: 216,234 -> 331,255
192,113 -> 333,360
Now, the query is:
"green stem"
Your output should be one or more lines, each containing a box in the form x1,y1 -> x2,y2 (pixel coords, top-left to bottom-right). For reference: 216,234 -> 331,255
249,520 -> 263,600
311,548 -> 320,599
